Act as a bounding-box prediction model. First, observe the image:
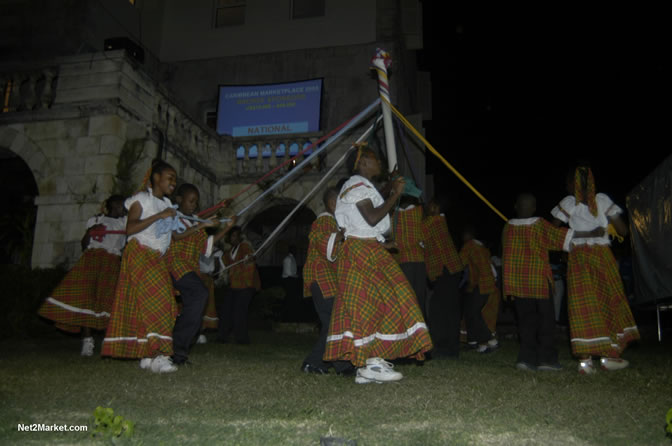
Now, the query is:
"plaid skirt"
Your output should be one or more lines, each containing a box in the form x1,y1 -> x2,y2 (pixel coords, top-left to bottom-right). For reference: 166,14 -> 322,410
324,238 -> 433,367
102,239 -> 177,359
567,244 -> 639,358
37,249 -> 121,333
482,288 -> 501,335
198,273 -> 218,330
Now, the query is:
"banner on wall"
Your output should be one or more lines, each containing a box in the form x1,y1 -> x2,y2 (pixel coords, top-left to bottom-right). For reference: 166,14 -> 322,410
216,79 -> 323,137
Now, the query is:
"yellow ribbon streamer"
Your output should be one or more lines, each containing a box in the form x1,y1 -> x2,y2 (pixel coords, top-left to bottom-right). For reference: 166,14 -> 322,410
380,96 -> 508,222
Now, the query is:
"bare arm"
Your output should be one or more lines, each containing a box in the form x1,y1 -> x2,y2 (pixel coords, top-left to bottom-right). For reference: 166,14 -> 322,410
212,216 -> 237,244
81,224 -> 103,251
126,202 -> 176,236
355,176 -> 405,227
608,214 -> 628,237
172,219 -> 217,241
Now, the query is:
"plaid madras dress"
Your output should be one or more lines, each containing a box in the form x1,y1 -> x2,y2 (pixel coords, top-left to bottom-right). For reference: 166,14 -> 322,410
102,239 -> 177,358
303,213 -> 340,299
460,240 -> 496,295
502,217 -> 571,299
567,244 -> 639,357
225,241 -> 261,291
422,215 -> 463,281
38,248 -> 121,333
324,238 -> 433,367
552,192 -> 639,357
393,206 -> 425,264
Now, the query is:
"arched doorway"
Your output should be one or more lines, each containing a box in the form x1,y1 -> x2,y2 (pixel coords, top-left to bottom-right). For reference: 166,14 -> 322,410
245,200 -> 317,323
0,147 -> 38,266
245,200 -> 316,267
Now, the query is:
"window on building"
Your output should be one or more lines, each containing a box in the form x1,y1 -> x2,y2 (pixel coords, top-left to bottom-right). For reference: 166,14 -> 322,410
215,0 -> 246,27
205,111 -> 217,130
291,0 -> 325,19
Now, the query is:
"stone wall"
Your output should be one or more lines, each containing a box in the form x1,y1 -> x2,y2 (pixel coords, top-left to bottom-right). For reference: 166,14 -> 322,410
1,51 -> 373,268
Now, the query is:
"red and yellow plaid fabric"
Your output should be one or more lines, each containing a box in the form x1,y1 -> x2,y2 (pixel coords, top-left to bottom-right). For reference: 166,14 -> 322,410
167,226 -> 208,281
225,241 -> 261,290
482,288 -> 500,334
102,239 -> 177,359
393,206 -> 425,263
303,214 -> 340,298
567,244 -> 639,357
502,219 -> 569,299
38,248 -> 121,333
324,238 -> 433,367
422,215 -> 463,280
460,240 -> 496,294
198,272 -> 218,329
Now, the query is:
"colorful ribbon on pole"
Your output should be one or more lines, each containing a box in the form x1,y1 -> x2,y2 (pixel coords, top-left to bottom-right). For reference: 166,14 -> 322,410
370,48 -> 398,173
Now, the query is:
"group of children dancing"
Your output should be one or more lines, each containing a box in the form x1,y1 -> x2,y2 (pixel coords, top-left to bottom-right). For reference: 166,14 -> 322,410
38,146 -> 639,381
39,159 -> 243,373
301,145 -> 639,382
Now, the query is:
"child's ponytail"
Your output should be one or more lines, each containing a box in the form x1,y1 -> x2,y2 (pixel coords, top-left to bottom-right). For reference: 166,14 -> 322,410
136,158 -> 175,193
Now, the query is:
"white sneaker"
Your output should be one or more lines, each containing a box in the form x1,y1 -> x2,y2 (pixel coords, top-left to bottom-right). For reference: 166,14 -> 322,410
139,358 -> 153,370
578,359 -> 596,375
600,357 -> 629,371
356,358 -> 403,383
197,334 -> 207,344
355,369 -> 383,384
81,337 -> 94,357
487,338 -> 499,348
150,355 -> 178,373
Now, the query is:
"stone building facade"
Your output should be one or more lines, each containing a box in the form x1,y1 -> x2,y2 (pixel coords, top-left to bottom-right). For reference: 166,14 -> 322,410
0,0 -> 430,268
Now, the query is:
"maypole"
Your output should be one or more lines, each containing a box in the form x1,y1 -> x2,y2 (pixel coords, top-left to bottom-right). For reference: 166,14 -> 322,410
370,48 -> 397,172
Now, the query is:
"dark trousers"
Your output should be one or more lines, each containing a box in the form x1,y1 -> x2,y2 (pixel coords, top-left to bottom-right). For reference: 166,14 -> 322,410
172,271 -> 209,362
401,262 -> 427,319
463,287 -> 491,344
303,282 -> 350,372
514,296 -> 558,365
428,267 -> 462,356
217,287 -> 254,344
281,277 -> 303,322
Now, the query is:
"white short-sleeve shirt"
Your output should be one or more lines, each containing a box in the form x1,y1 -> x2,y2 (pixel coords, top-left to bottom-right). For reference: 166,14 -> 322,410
86,215 -> 127,256
125,189 -> 173,254
551,193 -> 622,246
335,175 -> 390,242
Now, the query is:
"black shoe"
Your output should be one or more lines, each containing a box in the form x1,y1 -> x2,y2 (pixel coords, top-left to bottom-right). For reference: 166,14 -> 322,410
335,365 -> 356,377
301,362 -> 329,375
432,350 -> 460,360
171,356 -> 193,366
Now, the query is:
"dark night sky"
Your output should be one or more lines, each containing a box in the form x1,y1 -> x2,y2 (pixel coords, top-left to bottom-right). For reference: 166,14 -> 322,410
419,5 -> 670,248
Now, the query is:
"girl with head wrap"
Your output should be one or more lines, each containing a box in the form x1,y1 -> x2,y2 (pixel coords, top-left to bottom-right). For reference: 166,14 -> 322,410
552,165 -> 639,374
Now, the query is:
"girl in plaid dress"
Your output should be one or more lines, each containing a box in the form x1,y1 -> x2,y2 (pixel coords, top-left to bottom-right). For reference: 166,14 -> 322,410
38,195 -> 127,356
552,166 -> 639,374
325,144 -> 432,384
102,160 -> 180,373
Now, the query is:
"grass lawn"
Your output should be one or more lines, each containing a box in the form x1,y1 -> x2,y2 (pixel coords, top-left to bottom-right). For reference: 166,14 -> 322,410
1,321 -> 671,445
